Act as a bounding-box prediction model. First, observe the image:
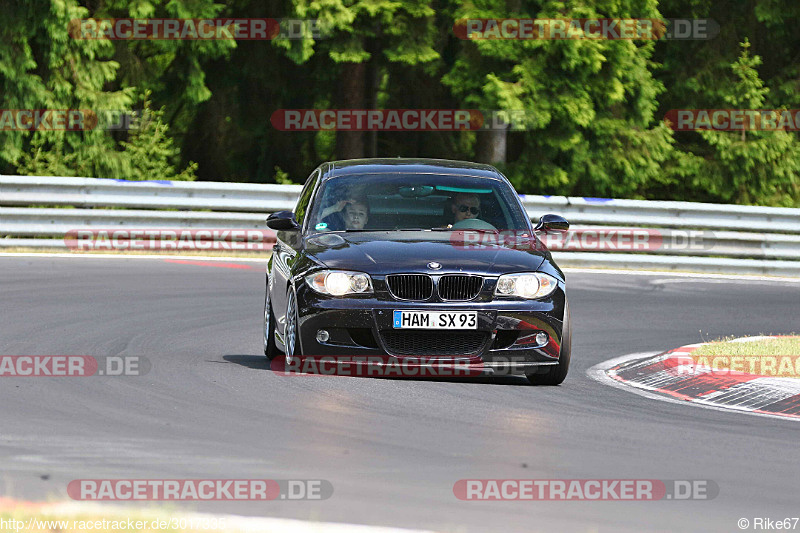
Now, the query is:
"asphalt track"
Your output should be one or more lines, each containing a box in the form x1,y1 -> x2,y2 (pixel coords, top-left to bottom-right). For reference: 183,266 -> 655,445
1,255 -> 799,532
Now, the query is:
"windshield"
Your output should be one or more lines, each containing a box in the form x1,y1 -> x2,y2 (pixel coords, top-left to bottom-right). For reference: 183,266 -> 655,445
308,173 -> 530,233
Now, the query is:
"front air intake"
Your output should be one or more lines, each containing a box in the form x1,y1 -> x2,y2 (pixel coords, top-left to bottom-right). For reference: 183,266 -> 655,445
386,274 -> 433,301
438,275 -> 483,301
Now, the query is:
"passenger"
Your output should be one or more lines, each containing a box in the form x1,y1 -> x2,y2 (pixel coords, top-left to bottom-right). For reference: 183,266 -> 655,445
319,196 -> 370,230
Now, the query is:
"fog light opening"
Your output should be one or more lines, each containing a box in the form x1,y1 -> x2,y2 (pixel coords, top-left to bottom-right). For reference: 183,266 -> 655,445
535,332 -> 548,346
316,329 -> 330,343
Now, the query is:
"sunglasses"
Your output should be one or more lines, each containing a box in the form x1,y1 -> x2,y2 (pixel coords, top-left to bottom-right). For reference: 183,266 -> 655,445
457,205 -> 480,215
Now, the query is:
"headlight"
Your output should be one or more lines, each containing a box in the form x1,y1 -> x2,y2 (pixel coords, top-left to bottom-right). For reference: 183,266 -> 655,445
494,272 -> 558,299
304,270 -> 373,296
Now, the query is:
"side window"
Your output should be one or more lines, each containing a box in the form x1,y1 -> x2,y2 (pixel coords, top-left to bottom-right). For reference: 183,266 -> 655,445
294,169 -> 319,227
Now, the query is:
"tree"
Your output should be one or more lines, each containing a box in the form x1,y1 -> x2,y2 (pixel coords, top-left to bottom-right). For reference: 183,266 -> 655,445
678,41 -> 800,206
0,0 -> 132,175
443,0 -> 675,198
275,0 -> 440,159
1,0 -> 198,180
17,96 -> 197,180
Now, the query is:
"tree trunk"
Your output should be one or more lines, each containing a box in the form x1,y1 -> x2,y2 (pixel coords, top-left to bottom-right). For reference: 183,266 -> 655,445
475,129 -> 507,164
365,38 -> 380,158
335,62 -> 366,160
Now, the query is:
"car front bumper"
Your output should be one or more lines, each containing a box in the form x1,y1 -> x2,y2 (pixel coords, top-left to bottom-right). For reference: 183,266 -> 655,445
285,282 -> 566,375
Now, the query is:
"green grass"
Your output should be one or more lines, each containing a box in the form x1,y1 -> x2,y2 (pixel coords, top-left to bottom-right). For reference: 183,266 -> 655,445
692,336 -> 800,357
690,336 -> 800,378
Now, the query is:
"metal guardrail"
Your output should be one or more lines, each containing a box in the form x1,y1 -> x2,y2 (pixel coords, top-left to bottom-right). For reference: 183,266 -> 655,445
0,207 -> 265,236
518,194 -> 800,233
559,253 -> 800,276
2,174 -> 800,276
0,175 -> 302,212
4,175 -> 799,231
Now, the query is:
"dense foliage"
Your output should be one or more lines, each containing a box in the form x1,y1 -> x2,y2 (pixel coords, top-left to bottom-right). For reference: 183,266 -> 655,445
1,0 -> 798,206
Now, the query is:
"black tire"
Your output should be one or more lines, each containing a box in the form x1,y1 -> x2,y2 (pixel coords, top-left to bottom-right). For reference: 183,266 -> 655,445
526,297 -> 571,385
284,288 -> 301,364
263,283 -> 280,360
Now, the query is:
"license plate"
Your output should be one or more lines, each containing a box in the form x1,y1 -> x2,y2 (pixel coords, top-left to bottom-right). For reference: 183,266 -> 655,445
393,310 -> 477,329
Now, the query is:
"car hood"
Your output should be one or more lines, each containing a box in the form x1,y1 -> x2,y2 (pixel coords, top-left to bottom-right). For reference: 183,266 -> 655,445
303,231 -> 547,276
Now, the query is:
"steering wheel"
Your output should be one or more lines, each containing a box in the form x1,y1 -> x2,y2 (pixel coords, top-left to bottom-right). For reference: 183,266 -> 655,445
451,218 -> 497,230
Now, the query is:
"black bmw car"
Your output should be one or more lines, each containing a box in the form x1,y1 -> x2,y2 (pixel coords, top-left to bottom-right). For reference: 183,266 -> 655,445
264,158 -> 572,385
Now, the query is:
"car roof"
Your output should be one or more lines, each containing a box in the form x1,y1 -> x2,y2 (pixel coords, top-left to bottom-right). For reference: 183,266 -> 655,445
320,158 -> 505,181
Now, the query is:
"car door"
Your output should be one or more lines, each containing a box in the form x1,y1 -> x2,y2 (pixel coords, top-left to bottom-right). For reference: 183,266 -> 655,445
271,168 -> 320,339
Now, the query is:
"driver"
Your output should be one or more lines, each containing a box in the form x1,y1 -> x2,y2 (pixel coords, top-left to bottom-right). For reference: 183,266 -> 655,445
451,193 -> 481,223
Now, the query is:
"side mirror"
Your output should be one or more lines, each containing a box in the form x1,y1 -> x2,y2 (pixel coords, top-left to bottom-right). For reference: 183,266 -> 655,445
266,211 -> 300,231
534,214 -> 569,233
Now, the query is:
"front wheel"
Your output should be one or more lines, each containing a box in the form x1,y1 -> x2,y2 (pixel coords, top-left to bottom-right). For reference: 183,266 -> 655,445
284,288 -> 301,365
526,297 -> 571,385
